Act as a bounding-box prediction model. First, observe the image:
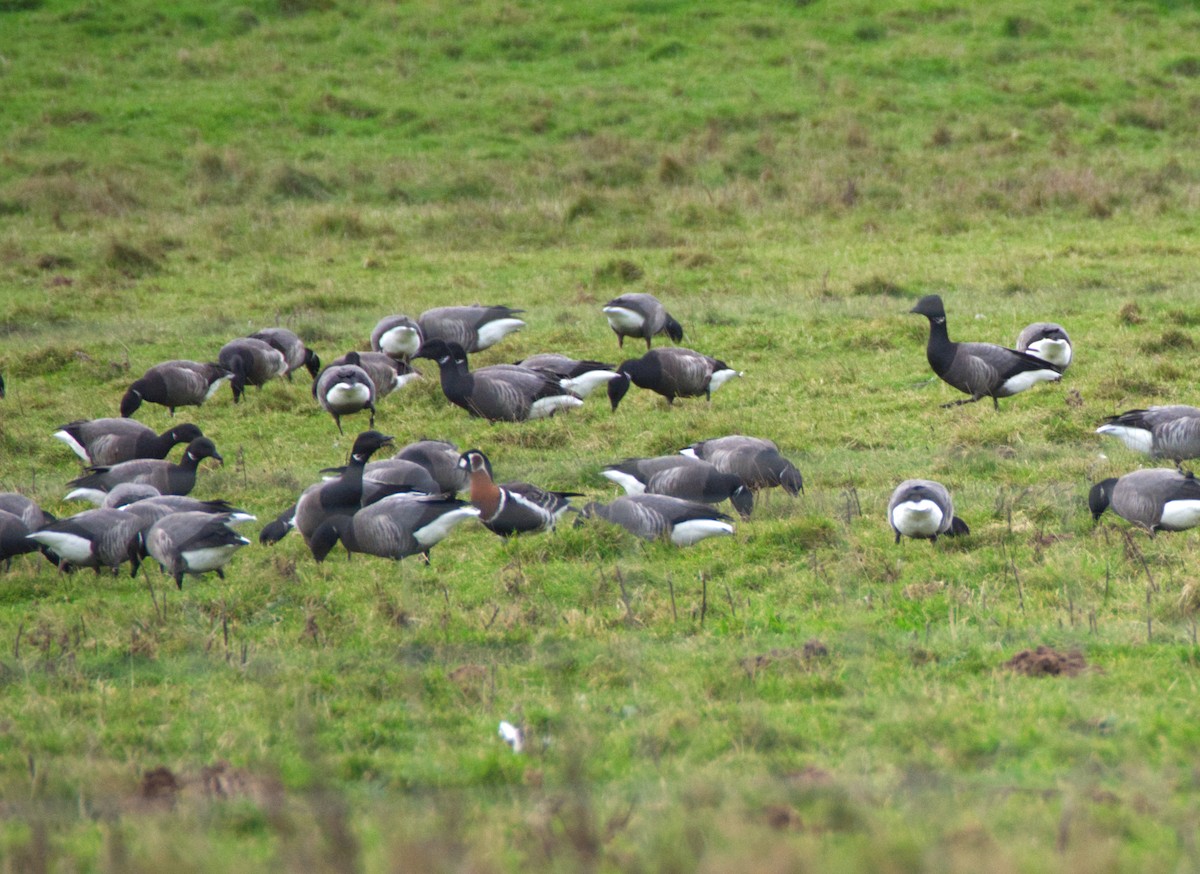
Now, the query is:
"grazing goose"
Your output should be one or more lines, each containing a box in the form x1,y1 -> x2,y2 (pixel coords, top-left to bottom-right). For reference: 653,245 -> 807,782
602,293 -> 683,349
309,494 -> 480,563
0,493 -> 55,530
120,360 -> 232,418
218,337 -> 289,402
248,327 -> 321,380
65,437 -> 224,504
318,458 -> 440,506
1,510 -> 45,570
54,419 -> 204,467
313,353 -> 377,434
259,431 -> 394,545
101,483 -> 163,508
326,351 -> 420,400
393,439 -> 468,493
418,305 -> 526,353
608,347 -> 742,411
1096,406 -> 1200,466
583,494 -> 735,546
887,479 -> 969,544
416,340 -> 583,423
601,455 -> 754,518
1015,322 -> 1073,370
516,354 -> 619,399
680,436 -> 804,496
1089,469 -> 1200,536
26,509 -> 145,576
145,511 -> 251,588
370,315 -> 424,362
119,494 -> 255,528
909,295 -> 1062,409
458,449 -> 581,537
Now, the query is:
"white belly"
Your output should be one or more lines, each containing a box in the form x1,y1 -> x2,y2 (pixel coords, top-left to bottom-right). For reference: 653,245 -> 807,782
891,501 -> 944,538
1159,500 -> 1200,531
180,542 -> 247,573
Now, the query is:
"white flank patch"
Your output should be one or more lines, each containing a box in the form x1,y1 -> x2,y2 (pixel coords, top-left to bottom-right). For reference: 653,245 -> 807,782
393,372 -> 421,392
203,375 -> 232,401
53,430 -> 91,463
64,488 -> 109,505
678,447 -> 699,459
180,543 -> 246,573
670,519 -> 734,547
379,326 -> 421,358
602,306 -> 645,332
1159,500 -> 1200,531
475,318 -> 526,350
528,395 -> 584,419
498,721 -> 524,753
601,470 -> 646,495
27,531 -> 93,563
1027,338 -> 1071,368
1095,424 -> 1154,455
327,382 -> 371,406
891,501 -> 944,539
227,513 -> 257,526
414,507 -> 481,547
563,370 -> 618,398
999,368 -> 1061,395
708,368 -> 743,393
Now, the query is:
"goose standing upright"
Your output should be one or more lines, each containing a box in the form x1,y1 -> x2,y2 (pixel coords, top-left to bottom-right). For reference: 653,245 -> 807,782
120,360 -> 232,417
602,293 -> 683,349
1015,322 -> 1072,370
1095,406 -> 1200,467
418,305 -> 525,353
1089,469 -> 1200,536
887,479 -> 969,544
909,295 -> 1062,409
608,347 -> 742,411
458,449 -> 581,536
248,328 -> 321,380
54,419 -> 204,467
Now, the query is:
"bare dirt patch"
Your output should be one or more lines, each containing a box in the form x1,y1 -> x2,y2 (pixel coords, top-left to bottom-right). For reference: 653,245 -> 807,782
1004,645 -> 1089,677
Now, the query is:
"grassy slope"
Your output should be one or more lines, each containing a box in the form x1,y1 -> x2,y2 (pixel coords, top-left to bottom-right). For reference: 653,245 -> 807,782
2,0 -> 1200,870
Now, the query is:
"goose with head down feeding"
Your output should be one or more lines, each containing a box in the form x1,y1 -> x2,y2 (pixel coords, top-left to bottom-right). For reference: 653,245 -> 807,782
309,494 -> 480,564
371,315 -> 423,363
1015,322 -> 1072,370
679,435 -> 804,496
601,455 -> 754,519
313,353 -> 377,434
218,337 -> 289,403
248,327 -> 321,380
1089,468 -> 1200,536
887,479 -> 969,544
1095,405 -> 1200,467
120,360 -> 232,418
145,511 -> 251,589
418,305 -> 525,354
582,494 -> 734,547
602,293 -> 683,350
607,347 -> 742,411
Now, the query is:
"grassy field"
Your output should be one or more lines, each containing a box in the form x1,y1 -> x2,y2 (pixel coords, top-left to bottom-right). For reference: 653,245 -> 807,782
3,0 -> 1200,870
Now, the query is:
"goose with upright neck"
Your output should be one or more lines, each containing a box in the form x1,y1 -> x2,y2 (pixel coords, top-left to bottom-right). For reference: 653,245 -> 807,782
64,437 -> 224,504
458,449 -> 581,537
54,419 -> 204,467
909,295 -> 1062,410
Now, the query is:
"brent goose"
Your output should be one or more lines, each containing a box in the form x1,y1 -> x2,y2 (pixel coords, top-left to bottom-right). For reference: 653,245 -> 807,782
602,293 -> 683,349
601,456 -> 754,518
54,419 -> 204,467
418,305 -> 525,353
887,479 -> 969,544
458,449 -> 581,536
1015,322 -> 1072,370
27,509 -> 145,576
393,439 -> 468,493
909,295 -> 1062,409
516,354 -> 619,398
259,431 -> 394,545
218,337 -> 289,402
1089,469 -> 1200,536
65,436 -> 223,503
371,315 -> 423,362
680,435 -> 804,496
0,510 -> 47,570
326,351 -> 420,400
417,339 -> 583,422
120,360 -> 232,417
309,494 -> 480,563
248,327 -> 321,380
145,511 -> 251,588
0,493 -> 55,530
608,347 -> 742,411
118,494 -> 255,528
582,494 -> 735,546
1096,406 -> 1200,467
313,353 -> 377,434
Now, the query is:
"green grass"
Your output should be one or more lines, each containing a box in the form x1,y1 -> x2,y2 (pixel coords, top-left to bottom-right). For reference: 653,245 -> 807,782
3,0 -> 1200,870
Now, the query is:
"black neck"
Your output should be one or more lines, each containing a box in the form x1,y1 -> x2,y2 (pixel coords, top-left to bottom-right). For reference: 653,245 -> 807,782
924,316 -> 955,375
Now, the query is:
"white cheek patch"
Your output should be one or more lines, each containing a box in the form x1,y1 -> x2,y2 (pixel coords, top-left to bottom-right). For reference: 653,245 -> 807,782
1158,500 -> 1200,531
1095,424 -> 1154,455
669,519 -> 734,546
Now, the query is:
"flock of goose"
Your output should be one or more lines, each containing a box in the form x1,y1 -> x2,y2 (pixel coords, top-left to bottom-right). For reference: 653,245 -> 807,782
2,291 -> 1198,591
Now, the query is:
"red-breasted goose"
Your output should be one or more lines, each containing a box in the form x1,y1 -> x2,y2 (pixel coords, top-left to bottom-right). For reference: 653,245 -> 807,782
371,315 -> 424,362
1015,322 -> 1072,370
602,293 -> 683,349
516,354 -> 619,398
309,494 -> 480,564
218,337 -> 289,403
608,347 -> 743,411
1096,406 -> 1200,467
909,295 -> 1062,409
248,327 -> 321,380
418,305 -> 525,353
313,352 -> 377,434
680,435 -> 804,496
416,339 -> 583,422
145,511 -> 251,589
459,449 -> 581,536
1089,469 -> 1200,536
120,360 -> 232,418
887,479 -> 969,544
582,494 -> 734,546
601,455 -> 753,518
65,437 -> 223,504
54,419 -> 204,468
